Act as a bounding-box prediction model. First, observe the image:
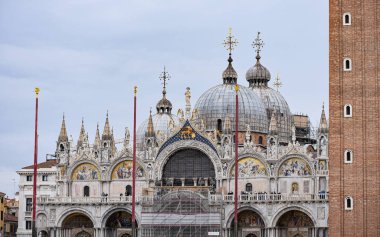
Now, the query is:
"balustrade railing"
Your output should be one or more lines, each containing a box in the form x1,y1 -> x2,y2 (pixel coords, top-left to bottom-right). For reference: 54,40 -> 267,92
208,193 -> 328,203
37,196 -> 133,204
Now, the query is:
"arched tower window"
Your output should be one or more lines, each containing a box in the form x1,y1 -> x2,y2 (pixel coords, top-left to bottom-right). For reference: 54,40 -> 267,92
217,119 -> 222,132
245,183 -> 252,192
344,149 -> 353,163
343,13 -> 352,25
59,144 -> 65,152
83,186 -> 90,197
344,104 -> 352,117
345,196 -> 353,210
344,58 -> 352,71
258,136 -> 263,145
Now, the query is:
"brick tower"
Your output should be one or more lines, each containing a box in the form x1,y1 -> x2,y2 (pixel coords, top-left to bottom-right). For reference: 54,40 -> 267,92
329,0 -> 380,236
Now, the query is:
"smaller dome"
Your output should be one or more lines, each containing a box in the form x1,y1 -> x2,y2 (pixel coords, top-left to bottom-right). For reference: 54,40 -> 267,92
136,113 -> 180,150
246,56 -> 271,86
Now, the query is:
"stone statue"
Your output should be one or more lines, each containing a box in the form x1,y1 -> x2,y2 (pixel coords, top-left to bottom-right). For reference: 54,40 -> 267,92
124,127 -> 130,147
291,124 -> 296,144
185,87 -> 191,105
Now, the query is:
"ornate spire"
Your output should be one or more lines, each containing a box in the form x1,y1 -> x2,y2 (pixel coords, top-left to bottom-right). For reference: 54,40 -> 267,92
252,31 -> 264,62
318,103 -> 329,134
273,73 -> 283,91
58,114 -> 68,142
102,111 -> 112,140
160,66 -> 170,98
94,123 -> 101,148
269,110 -> 278,135
156,67 -> 173,114
77,118 -> 86,148
146,109 -> 155,137
222,28 -> 238,84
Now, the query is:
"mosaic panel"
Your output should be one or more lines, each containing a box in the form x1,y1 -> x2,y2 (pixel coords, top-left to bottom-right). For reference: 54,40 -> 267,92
279,158 -> 311,176
71,163 -> 100,181
112,160 -> 144,180
230,157 -> 267,177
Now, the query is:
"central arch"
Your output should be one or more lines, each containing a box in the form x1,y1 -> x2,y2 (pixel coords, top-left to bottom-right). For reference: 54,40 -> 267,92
61,213 -> 94,237
275,210 -> 314,237
162,148 -> 215,186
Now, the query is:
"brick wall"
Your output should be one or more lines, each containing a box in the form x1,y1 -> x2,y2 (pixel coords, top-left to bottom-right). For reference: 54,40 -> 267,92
329,0 -> 380,236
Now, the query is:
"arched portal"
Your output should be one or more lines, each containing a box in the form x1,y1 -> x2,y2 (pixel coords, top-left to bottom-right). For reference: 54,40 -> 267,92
230,210 -> 265,237
162,148 -> 215,186
105,211 -> 136,237
276,210 -> 314,237
61,213 -> 94,237
38,230 -> 48,237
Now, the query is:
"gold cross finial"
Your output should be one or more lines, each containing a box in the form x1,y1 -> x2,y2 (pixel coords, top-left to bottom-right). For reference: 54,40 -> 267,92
273,73 -> 283,91
159,66 -> 170,97
223,27 -> 239,54
252,32 -> 264,58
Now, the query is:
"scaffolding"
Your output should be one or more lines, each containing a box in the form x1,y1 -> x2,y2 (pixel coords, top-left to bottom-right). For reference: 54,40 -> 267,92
140,190 -> 222,237
293,114 -> 316,145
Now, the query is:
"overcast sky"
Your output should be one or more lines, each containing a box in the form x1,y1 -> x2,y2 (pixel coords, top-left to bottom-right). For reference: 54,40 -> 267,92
0,0 -> 328,197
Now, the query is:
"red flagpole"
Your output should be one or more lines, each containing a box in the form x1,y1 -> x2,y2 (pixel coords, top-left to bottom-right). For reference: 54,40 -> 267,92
234,84 -> 239,237
32,87 -> 40,237
132,86 -> 137,236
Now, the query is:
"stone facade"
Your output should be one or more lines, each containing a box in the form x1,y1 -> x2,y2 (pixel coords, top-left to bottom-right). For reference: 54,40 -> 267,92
329,0 -> 380,236
17,32 -> 330,237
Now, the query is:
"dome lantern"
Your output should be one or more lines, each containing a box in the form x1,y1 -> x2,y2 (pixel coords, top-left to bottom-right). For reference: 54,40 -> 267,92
222,28 -> 239,85
156,67 -> 173,114
246,32 -> 271,87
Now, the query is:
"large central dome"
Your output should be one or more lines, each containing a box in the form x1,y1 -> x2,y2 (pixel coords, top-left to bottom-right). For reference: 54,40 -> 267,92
194,53 -> 268,133
195,84 -> 268,132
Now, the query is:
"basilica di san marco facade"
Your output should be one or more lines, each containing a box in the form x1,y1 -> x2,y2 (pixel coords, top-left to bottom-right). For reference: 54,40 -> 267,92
20,33 -> 329,237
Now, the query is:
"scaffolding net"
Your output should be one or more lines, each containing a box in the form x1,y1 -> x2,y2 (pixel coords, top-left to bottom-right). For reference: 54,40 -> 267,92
140,190 -> 221,237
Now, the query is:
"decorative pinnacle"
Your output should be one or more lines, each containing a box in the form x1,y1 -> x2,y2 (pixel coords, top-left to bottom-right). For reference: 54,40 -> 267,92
252,32 -> 264,60
223,27 -> 239,56
159,66 -> 170,97
35,87 -> 40,97
273,73 -> 283,91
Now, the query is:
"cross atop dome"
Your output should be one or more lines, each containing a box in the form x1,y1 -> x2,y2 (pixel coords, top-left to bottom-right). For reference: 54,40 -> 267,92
223,27 -> 239,55
159,66 -> 170,98
252,32 -> 264,61
222,28 -> 238,84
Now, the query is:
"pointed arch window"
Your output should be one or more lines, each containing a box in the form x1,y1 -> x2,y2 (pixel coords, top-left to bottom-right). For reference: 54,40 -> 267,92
344,58 -> 352,71
344,104 -> 352,117
344,149 -> 353,163
343,13 -> 352,25
345,196 -> 353,210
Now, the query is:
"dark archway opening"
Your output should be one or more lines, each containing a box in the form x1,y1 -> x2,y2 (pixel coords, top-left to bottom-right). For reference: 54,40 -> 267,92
162,149 -> 215,186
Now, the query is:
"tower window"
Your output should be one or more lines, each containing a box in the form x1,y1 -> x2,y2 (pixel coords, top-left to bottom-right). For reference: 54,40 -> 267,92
245,183 -> 252,192
84,186 -> 90,197
344,58 -> 352,71
343,13 -> 352,25
344,149 -> 353,163
59,143 -> 65,151
258,136 -> 263,145
217,119 -> 222,132
344,104 -> 352,117
345,196 -> 353,210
